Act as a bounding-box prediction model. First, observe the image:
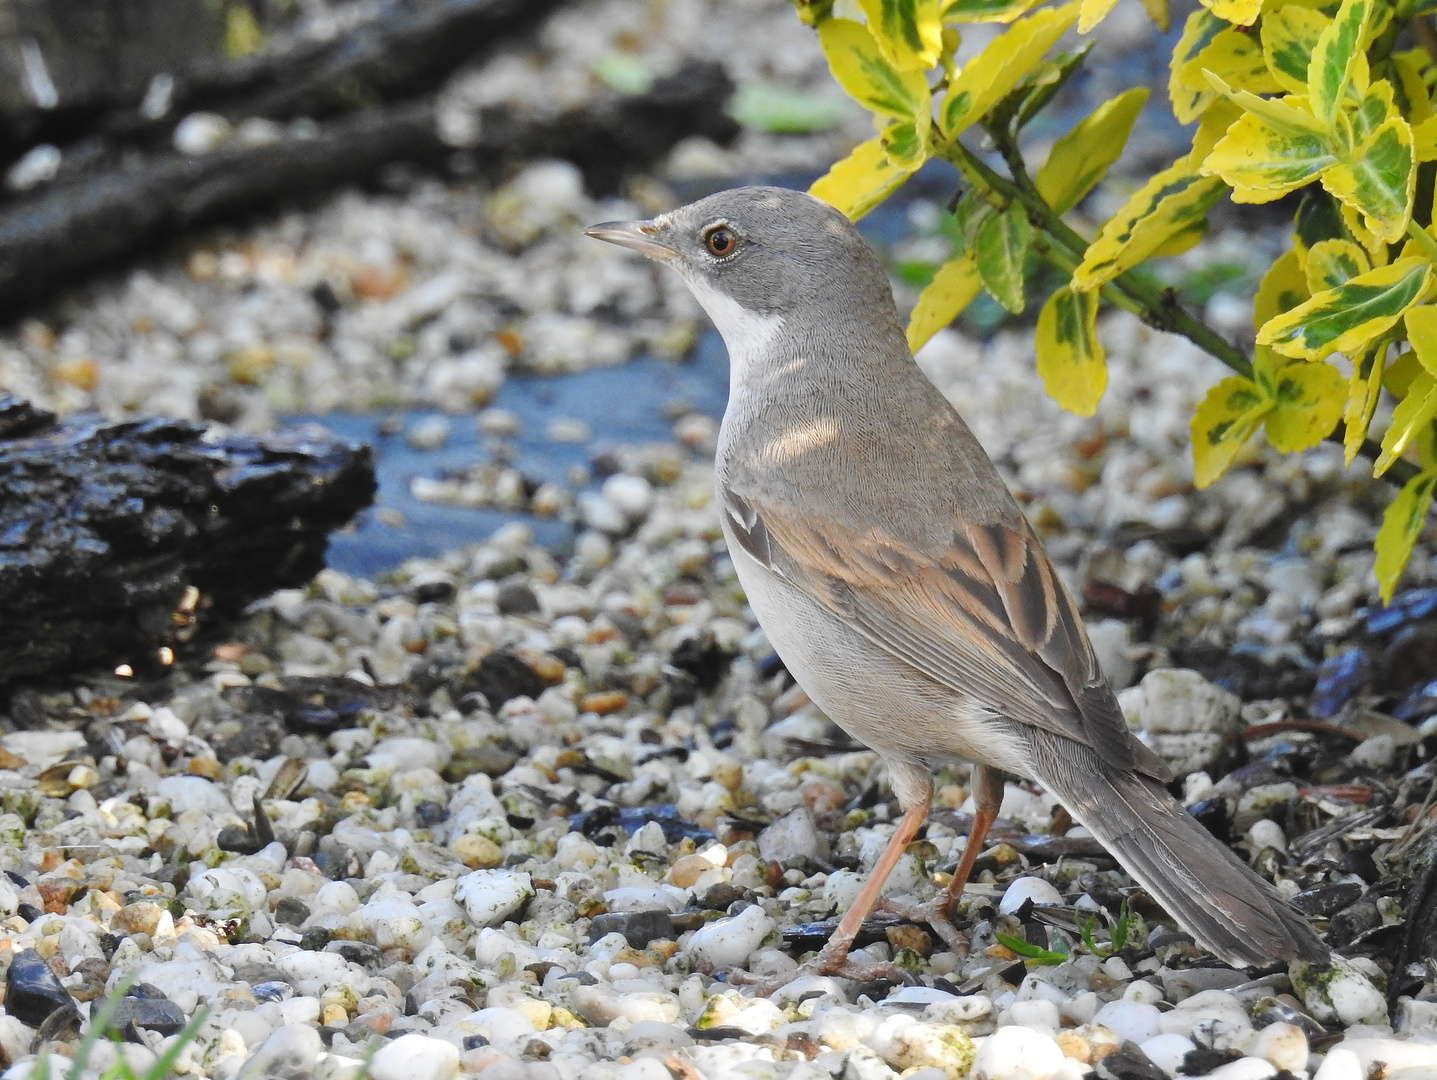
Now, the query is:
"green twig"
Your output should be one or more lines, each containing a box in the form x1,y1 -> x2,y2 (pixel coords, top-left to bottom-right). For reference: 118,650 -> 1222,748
938,134 -> 1255,380
930,133 -> 1437,485
1408,217 -> 1437,265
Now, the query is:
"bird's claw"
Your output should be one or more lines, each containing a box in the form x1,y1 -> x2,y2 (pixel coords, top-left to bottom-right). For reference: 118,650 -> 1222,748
875,896 -> 967,953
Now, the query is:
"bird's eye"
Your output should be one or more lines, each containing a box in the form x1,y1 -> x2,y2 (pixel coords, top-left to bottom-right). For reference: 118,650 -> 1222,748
703,226 -> 737,257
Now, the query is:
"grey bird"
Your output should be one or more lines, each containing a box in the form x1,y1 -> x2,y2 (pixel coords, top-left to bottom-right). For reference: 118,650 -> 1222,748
587,186 -> 1328,984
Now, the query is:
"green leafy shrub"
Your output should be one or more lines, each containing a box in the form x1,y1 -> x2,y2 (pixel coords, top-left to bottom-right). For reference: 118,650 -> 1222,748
792,0 -> 1437,601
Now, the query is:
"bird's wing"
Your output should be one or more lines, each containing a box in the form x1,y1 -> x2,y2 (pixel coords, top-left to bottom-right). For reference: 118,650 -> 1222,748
722,484 -> 1168,780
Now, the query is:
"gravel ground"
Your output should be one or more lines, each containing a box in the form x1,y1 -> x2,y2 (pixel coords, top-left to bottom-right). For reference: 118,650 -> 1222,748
3,1 -> 1437,1079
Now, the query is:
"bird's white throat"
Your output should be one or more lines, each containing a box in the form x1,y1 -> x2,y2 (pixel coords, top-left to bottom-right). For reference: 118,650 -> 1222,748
682,276 -> 785,395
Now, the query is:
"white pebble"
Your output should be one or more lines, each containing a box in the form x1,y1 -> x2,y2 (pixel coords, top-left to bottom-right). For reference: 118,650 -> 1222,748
1312,1047 -> 1364,1080
173,112 -> 232,154
237,1024 -> 321,1080
5,144 -> 61,191
406,416 -> 450,450
1205,1057 -> 1277,1080
998,877 -> 1063,913
1092,1000 -> 1161,1044
602,474 -> 653,519
1252,1022 -> 1308,1073
883,1022 -> 977,1079
367,1033 -> 458,1080
972,1025 -> 1065,1080
1004,999 -> 1060,1038
684,904 -> 775,968
1140,1033 -> 1195,1076
455,869 -> 533,927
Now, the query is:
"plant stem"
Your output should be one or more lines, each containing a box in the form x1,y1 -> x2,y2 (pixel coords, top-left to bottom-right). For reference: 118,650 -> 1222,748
931,134 -> 1432,485
1408,217 -> 1437,264
937,135 -> 1255,379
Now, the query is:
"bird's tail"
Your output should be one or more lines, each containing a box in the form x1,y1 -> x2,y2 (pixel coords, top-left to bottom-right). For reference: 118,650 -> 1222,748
1027,731 -> 1328,968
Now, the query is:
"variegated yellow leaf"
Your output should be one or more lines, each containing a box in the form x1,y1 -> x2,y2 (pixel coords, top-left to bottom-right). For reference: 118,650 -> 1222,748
941,3 -> 1079,135
819,18 -> 933,119
1177,29 -> 1283,109
810,136 -> 921,220
1190,97 -> 1244,163
907,255 -> 984,352
1390,50 -> 1433,124
1407,304 -> 1437,377
1323,112 -> 1414,243
1078,0 -> 1119,31
859,0 -> 945,71
1191,376 -> 1272,487
1072,161 -> 1226,291
942,0 -> 1045,23
1376,370 -> 1437,475
1344,348 -> 1384,465
1304,237 -> 1371,293
1201,0 -> 1262,28
1201,111 -> 1336,202
1254,350 -> 1346,451
1375,468 -> 1437,603
1258,257 -> 1430,359
1036,286 -> 1106,416
1204,75 -> 1329,134
1307,0 -> 1371,124
1261,5 -> 1329,96
1253,248 -> 1310,329
1414,114 -> 1437,162
1034,88 -> 1149,214
1169,9 -> 1227,123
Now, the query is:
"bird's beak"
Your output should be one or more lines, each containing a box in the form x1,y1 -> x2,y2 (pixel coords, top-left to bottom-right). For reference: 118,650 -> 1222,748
585,219 -> 676,261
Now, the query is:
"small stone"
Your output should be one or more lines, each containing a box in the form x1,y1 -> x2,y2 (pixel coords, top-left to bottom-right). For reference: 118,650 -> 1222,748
999,876 -> 1063,913
758,805 -> 829,865
173,112 -> 232,154
452,834 -> 503,869
1138,1033 -> 1194,1076
107,996 -> 187,1039
1205,1058 -> 1276,1080
1092,1000 -> 1161,1045
367,1032 -> 459,1080
972,1025 -> 1065,1080
886,924 -> 933,956
1312,1048 -> 1363,1080
1118,669 -> 1242,774
602,474 -> 653,519
238,1023 -> 322,1080
5,947 -> 76,1026
1251,1022 -> 1308,1074
406,416 -> 450,450
1295,958 -> 1387,1026
579,691 -> 628,714
569,983 -> 682,1026
274,897 -> 311,927
882,1022 -> 976,1080
456,869 -> 533,927
684,904 -> 775,968
588,910 -> 674,949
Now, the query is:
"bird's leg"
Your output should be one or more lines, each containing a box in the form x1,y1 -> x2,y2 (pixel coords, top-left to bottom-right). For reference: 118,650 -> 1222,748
879,764 -> 1003,951
733,798 -> 929,994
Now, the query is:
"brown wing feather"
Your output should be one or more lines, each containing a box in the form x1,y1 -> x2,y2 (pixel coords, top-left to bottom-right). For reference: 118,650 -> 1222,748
724,483 -> 1167,781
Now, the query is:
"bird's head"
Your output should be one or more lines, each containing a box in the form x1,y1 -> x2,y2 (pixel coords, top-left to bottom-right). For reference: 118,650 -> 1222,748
586,186 -> 894,356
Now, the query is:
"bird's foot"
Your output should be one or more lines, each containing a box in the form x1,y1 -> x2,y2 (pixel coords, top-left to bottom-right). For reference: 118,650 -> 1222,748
729,941 -> 917,996
875,896 -> 967,953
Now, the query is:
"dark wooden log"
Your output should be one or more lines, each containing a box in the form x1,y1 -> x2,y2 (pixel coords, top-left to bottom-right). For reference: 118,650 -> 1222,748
0,63 -> 735,312
0,0 -> 564,159
0,396 -> 376,686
